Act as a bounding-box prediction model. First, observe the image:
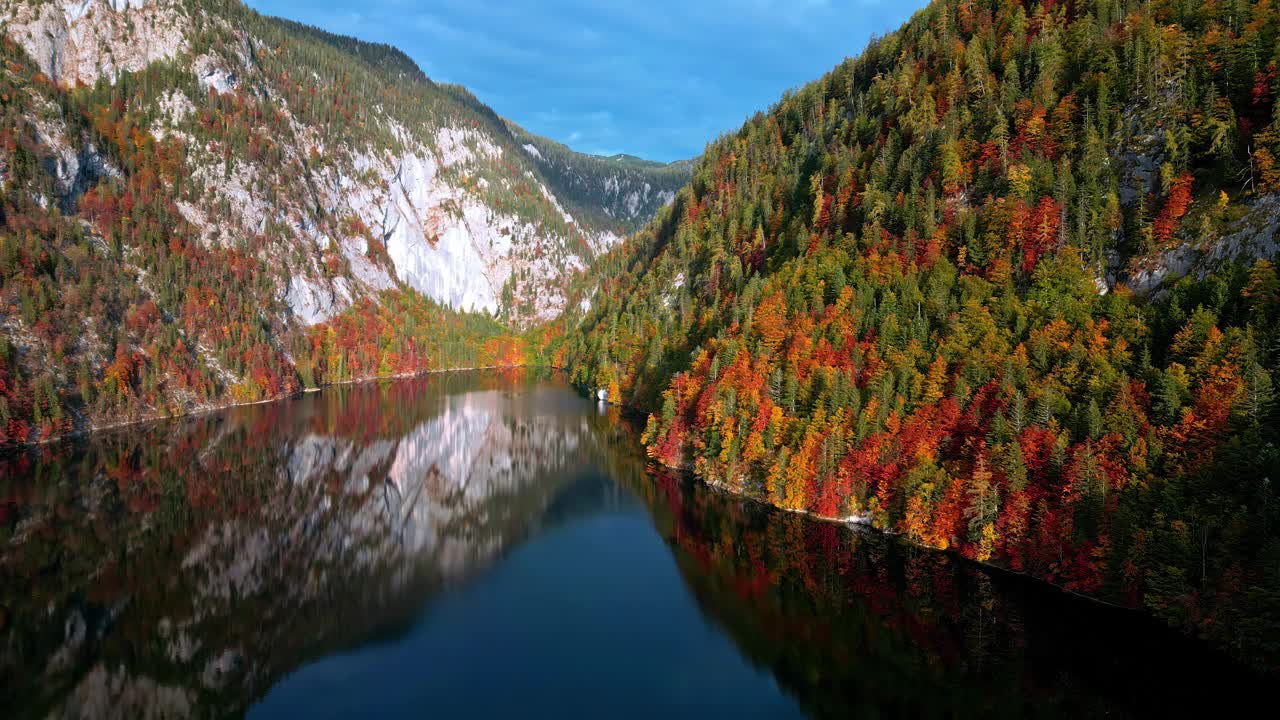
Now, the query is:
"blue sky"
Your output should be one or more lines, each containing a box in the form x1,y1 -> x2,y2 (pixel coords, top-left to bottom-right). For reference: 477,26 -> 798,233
244,1 -> 927,162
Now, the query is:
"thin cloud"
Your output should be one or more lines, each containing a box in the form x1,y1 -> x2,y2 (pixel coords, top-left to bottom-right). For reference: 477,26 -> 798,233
244,0 -> 926,162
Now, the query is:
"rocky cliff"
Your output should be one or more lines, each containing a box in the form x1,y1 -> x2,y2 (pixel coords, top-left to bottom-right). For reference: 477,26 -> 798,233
0,0 -> 677,441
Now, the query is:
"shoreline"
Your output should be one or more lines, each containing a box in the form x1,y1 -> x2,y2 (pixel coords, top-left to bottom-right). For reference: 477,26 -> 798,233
691,471 -> 1144,614
0,370 -> 1172,620
586,381 -> 1163,619
4,370 -> 1259,672
3,364 -> 533,452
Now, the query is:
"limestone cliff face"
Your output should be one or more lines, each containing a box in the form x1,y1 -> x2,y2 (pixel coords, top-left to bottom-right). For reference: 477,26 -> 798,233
0,0 -> 649,331
1126,194 -> 1280,297
0,0 -> 688,443
1,1 -> 189,87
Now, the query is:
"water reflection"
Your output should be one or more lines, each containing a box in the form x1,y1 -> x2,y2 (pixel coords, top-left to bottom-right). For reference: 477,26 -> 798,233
0,370 -> 1270,719
637,470 -> 1273,718
1,370 -> 624,718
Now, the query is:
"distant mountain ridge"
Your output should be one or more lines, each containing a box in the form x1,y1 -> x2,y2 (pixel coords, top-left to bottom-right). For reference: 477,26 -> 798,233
268,15 -> 430,84
508,121 -> 694,234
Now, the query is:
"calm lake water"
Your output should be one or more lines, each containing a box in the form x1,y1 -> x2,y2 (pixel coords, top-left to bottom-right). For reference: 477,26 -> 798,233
0,370 -> 1270,718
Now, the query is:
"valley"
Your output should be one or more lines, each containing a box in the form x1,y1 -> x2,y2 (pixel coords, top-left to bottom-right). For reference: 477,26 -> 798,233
3,0 -> 1280,707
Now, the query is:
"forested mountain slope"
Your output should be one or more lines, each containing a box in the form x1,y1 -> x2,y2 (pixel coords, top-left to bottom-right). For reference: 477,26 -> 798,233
508,122 -> 693,234
0,0 -> 671,443
563,0 -> 1280,668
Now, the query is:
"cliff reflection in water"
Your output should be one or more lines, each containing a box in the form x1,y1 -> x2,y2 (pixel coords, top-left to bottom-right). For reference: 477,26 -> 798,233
0,370 -> 632,719
0,369 -> 1269,719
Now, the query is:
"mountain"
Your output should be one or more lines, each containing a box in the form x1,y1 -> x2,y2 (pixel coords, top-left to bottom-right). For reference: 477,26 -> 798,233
0,0 -> 673,443
507,121 -> 693,234
562,0 -> 1280,668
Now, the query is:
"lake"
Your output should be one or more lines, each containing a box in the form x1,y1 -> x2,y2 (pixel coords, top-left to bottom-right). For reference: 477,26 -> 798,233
0,369 -> 1269,718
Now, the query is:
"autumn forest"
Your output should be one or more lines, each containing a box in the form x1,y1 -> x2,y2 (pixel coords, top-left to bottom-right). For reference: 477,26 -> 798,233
5,0 -> 1280,684
559,0 -> 1280,669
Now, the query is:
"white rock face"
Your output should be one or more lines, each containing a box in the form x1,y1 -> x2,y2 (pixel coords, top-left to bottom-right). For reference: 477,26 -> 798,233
194,53 -> 238,94
286,276 -> 350,326
359,144 -> 503,314
3,0 -> 188,86
326,125 -> 591,324
2,0 -> 628,333
1128,195 -> 1280,296
592,229 -> 624,253
593,171 -> 681,224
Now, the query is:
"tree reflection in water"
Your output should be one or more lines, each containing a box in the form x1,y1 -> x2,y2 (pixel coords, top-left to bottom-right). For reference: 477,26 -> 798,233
629,466 -> 1273,719
0,369 -> 1270,719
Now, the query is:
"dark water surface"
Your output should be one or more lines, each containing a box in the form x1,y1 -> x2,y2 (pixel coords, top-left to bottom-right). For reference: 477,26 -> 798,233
0,370 -> 1269,718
